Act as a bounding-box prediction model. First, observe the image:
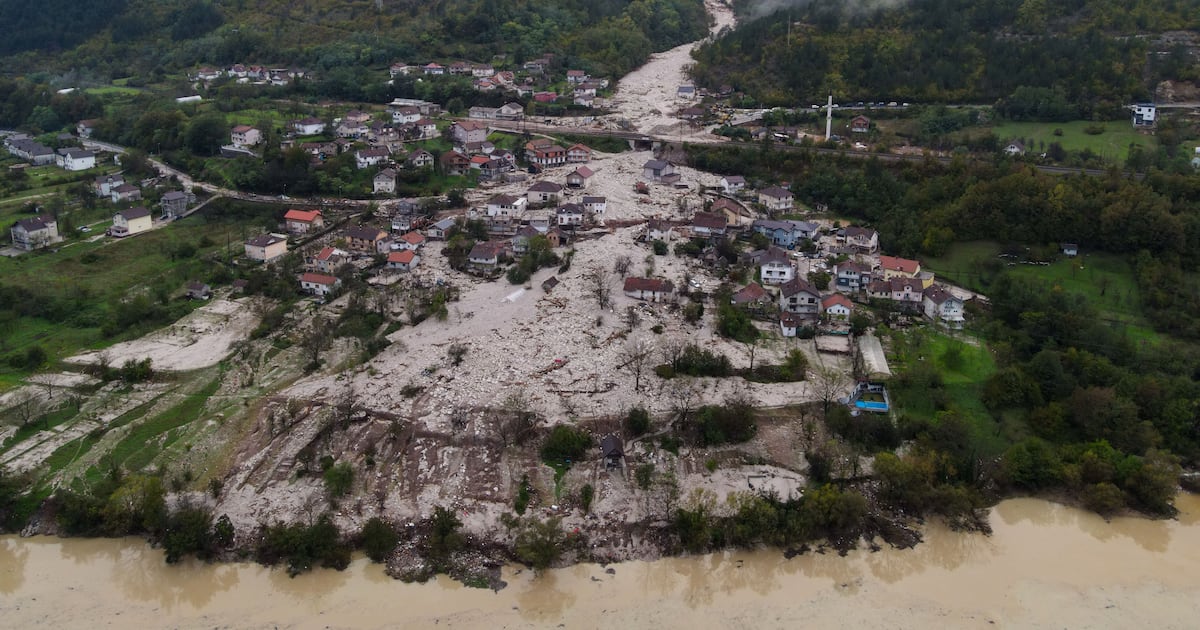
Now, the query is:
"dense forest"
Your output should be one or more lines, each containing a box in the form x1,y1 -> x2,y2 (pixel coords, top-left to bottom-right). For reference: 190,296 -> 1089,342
691,0 -> 1200,113
0,0 -> 708,82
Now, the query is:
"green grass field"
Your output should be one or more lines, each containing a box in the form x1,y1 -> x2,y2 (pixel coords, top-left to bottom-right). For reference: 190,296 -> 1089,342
885,329 -> 1013,456
988,120 -> 1155,163
84,86 -> 145,97
107,377 -> 220,471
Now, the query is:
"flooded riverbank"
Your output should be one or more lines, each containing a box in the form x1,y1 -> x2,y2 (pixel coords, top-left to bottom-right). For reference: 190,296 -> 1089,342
5,495 -> 1200,628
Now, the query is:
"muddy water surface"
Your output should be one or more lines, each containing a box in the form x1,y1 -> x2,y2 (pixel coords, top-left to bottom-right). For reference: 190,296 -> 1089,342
4,496 -> 1200,628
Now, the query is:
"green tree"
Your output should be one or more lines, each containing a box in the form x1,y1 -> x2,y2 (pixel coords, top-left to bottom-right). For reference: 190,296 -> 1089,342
323,462 -> 354,498
360,517 -> 399,562
514,516 -> 566,572
184,112 -> 229,157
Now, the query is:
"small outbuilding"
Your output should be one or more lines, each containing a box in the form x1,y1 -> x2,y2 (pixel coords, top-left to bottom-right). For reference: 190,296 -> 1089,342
600,435 -> 624,469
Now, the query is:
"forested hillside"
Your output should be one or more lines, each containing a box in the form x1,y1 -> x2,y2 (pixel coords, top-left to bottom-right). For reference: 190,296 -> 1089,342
691,0 -> 1200,114
0,0 -> 708,80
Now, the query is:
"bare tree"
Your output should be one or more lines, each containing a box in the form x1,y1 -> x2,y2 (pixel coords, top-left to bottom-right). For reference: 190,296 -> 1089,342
660,335 -> 688,372
496,390 -> 538,446
811,364 -> 850,416
584,265 -> 614,309
613,255 -> 632,276
620,336 -> 655,392
334,382 -> 357,427
9,389 -> 41,427
667,377 -> 701,431
623,305 -> 641,331
300,316 -> 331,368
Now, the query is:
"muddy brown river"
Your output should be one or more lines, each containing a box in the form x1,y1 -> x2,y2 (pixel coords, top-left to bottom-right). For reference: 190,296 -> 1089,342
4,496 -> 1200,628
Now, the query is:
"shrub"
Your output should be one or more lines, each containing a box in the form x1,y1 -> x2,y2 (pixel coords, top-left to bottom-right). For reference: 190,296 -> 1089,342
580,484 -> 594,513
625,406 -> 652,436
635,464 -> 655,490
515,475 -> 531,515
541,425 -> 592,466
323,462 -> 354,497
696,401 -> 756,445
360,517 -> 399,562
652,240 -> 668,255
257,514 -> 351,576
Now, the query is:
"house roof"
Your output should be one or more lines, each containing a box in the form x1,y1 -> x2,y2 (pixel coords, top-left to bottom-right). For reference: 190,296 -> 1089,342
14,215 -> 53,231
723,175 -> 745,184
315,246 -> 341,261
583,196 -> 605,204
345,226 -> 387,241
879,255 -> 920,275
692,211 -> 727,230
623,277 -> 673,293
557,203 -> 583,215
923,285 -> 960,305
247,234 -> 285,247
488,194 -> 521,207
399,231 -> 425,245
643,159 -> 670,171
387,250 -> 416,264
469,240 -> 507,259
284,209 -> 322,223
759,185 -> 792,200
569,166 -> 594,179
600,434 -> 623,458
430,217 -> 456,231
836,261 -> 872,274
300,272 -> 337,285
455,120 -> 488,131
357,147 -> 390,158
162,191 -> 187,201
780,277 -> 819,298
112,184 -> 140,193
822,293 -> 853,310
759,247 -> 791,265
528,181 -> 563,193
118,207 -> 151,220
844,226 -> 877,239
732,283 -> 768,304
568,143 -> 591,153
231,125 -> 256,133
647,218 -> 672,232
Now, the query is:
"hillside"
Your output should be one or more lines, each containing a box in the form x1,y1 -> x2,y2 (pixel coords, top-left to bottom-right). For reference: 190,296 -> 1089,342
2,0 -> 709,81
690,0 -> 1200,113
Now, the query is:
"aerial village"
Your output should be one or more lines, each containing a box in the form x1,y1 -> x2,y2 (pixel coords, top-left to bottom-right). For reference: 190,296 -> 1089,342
1,38 -> 985,576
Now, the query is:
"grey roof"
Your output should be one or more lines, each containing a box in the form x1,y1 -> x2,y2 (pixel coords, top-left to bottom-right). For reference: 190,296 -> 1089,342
15,215 -> 53,231
162,191 -> 187,201
246,234 -> 285,247
643,159 -> 669,170
118,207 -> 151,220
528,180 -> 563,193
759,186 -> 793,199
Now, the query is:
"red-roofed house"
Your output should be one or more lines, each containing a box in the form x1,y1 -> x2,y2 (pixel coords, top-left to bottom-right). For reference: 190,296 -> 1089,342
623,277 -> 674,302
386,249 -> 419,271
821,294 -> 853,320
394,231 -> 426,251
284,209 -> 324,235
300,272 -> 340,297
567,144 -> 592,163
310,246 -> 349,274
878,255 -> 921,279
565,166 -> 594,189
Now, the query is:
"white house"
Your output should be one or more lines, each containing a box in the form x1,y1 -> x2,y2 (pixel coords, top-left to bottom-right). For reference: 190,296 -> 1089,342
110,207 -> 153,238
623,277 -> 674,302
779,277 -> 821,315
245,234 -> 289,263
386,249 -> 420,271
231,125 -> 261,147
721,175 -> 745,194
646,218 -> 673,242
642,160 -> 676,182
922,286 -> 964,327
486,194 -> 527,218
556,203 -> 585,227
527,181 -> 563,204
57,148 -> 96,171
355,147 -> 390,169
374,168 -> 397,194
757,186 -> 794,212
111,184 -> 142,204
758,247 -> 795,285
300,272 -> 340,297
94,174 -> 124,197
292,117 -> 326,135
10,215 -> 59,250
821,294 -> 853,320
283,209 -> 324,235
583,195 -> 607,217
1132,103 -> 1156,127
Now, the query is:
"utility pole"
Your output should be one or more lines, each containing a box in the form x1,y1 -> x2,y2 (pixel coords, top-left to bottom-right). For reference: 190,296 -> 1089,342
825,94 -> 833,141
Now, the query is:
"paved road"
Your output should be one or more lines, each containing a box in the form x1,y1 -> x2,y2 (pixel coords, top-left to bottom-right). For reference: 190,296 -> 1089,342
81,139 -> 393,209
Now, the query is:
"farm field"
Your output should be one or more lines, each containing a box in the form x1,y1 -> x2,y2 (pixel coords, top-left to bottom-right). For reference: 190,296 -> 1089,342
988,120 -> 1155,163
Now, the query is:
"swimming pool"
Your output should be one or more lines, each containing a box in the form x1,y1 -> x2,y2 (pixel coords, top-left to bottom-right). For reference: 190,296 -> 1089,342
855,400 -> 889,412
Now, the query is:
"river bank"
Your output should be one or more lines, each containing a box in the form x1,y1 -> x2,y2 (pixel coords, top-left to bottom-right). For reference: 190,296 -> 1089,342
4,495 -> 1200,628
